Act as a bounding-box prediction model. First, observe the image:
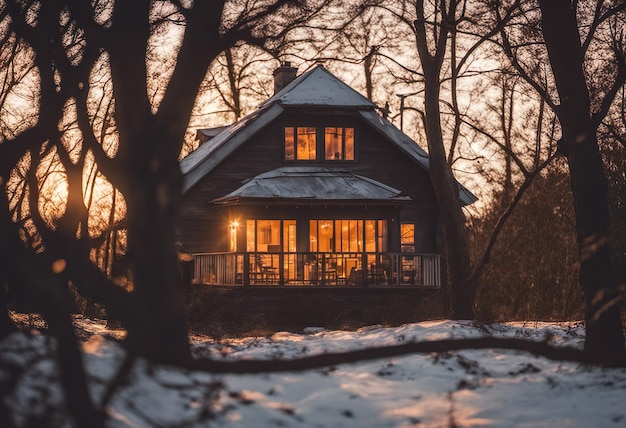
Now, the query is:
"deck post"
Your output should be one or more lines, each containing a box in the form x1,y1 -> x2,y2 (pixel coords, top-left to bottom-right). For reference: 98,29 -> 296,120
361,252 -> 369,286
278,252 -> 284,286
243,253 -> 250,286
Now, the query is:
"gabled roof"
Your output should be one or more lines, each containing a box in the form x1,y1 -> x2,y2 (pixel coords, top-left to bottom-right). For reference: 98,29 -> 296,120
180,65 -> 477,205
211,167 -> 411,205
260,65 -> 376,109
181,104 -> 284,192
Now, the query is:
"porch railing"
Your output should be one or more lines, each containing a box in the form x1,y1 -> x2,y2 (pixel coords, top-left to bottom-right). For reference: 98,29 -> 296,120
192,252 -> 441,288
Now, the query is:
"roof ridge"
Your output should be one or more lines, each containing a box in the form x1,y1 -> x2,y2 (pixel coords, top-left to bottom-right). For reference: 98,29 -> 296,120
260,65 -> 377,109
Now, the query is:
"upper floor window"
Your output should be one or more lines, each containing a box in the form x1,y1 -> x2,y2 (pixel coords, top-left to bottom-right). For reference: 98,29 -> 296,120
284,126 -> 355,161
284,127 -> 316,160
325,127 -> 354,160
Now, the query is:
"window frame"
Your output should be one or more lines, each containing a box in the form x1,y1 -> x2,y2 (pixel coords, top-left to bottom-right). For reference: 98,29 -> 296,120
324,126 -> 355,161
400,223 -> 415,253
283,125 -> 356,162
284,126 -> 317,161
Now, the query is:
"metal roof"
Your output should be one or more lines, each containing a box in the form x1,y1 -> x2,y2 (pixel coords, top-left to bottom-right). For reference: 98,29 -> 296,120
260,65 -> 376,109
181,104 -> 284,193
211,167 -> 412,205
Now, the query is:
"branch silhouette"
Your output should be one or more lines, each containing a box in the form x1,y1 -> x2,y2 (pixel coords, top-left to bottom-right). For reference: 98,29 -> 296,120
189,336 -> 626,374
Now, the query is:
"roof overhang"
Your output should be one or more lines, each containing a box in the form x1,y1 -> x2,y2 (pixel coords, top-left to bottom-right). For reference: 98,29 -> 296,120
181,104 -> 284,193
211,167 -> 412,206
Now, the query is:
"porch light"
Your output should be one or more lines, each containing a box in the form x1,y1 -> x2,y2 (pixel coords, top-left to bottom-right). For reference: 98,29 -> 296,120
229,219 -> 239,252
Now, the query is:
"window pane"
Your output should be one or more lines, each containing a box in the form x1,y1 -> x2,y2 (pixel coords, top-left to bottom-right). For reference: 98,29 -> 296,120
284,220 -> 296,252
365,220 -> 376,252
401,223 -> 415,252
345,128 -> 354,160
284,127 -> 295,160
268,220 -> 280,247
309,220 -> 382,252
377,220 -> 388,252
325,127 -> 343,160
318,220 -> 333,251
246,220 -> 255,252
310,220 -> 318,252
296,127 -> 316,160
348,220 -> 361,252
340,220 -> 349,252
257,220 -> 280,251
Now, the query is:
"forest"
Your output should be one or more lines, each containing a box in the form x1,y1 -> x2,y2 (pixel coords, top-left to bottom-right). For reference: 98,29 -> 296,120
0,0 -> 625,426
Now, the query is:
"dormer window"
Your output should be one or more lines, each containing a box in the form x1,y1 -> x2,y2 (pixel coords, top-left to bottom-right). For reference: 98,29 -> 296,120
284,127 -> 316,160
325,127 -> 354,160
284,126 -> 355,161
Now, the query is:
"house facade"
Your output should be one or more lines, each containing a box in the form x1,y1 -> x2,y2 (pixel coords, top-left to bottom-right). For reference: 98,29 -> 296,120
178,63 -> 476,287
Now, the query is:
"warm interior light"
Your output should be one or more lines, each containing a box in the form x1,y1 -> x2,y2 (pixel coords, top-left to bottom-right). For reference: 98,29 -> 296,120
229,219 -> 239,252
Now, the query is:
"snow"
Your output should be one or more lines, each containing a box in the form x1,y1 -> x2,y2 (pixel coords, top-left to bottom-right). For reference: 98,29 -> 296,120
2,317 -> 626,427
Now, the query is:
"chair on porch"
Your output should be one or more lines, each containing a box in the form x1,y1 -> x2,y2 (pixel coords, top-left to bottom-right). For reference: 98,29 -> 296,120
254,255 -> 278,284
323,260 -> 338,285
347,267 -> 364,286
369,264 -> 388,285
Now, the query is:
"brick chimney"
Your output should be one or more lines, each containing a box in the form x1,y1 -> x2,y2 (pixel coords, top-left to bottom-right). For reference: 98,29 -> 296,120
273,61 -> 298,94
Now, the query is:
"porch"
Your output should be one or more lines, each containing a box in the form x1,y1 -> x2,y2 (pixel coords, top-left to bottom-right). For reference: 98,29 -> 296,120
192,252 -> 442,287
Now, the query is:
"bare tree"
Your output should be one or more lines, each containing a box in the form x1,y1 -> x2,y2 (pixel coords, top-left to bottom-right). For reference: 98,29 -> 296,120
407,0 -> 526,318
351,0 -> 566,320
1,0 -> 334,364
537,0 -> 625,360
0,0 -> 336,424
491,0 -> 626,360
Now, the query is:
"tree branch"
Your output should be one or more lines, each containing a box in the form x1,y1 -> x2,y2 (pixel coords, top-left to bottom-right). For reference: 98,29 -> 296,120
189,335 -> 624,374
468,151 -> 557,284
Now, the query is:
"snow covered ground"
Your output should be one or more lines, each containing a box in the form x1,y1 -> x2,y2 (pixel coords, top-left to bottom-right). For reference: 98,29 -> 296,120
2,317 -> 626,427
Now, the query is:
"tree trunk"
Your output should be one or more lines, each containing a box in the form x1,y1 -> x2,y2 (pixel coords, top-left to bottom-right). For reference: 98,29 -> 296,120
123,142 -> 192,364
414,0 -> 474,319
422,78 -> 474,319
107,2 -> 191,364
539,0 -> 624,360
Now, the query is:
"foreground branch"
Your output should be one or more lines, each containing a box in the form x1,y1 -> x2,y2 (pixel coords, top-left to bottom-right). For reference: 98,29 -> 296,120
189,336 -> 626,374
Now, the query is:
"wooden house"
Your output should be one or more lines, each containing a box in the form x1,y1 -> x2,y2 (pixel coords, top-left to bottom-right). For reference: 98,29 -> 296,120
178,63 -> 476,289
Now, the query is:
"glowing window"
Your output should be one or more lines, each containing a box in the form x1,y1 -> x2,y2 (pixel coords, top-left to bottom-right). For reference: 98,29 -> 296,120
285,127 -> 316,160
310,220 -> 386,252
401,223 -> 415,252
325,127 -> 354,160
